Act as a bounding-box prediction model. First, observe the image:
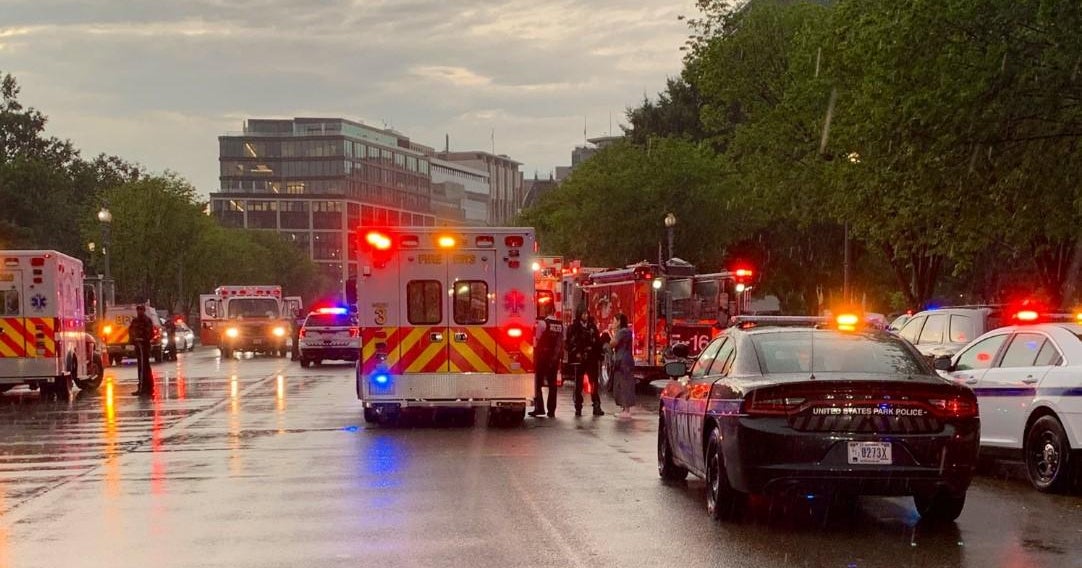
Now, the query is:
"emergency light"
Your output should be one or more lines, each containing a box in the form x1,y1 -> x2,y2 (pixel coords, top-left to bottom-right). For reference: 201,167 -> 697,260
365,231 -> 392,250
318,307 -> 348,315
437,235 -> 456,248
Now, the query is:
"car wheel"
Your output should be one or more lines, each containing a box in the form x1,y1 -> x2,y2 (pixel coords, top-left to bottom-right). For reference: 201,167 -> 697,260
705,428 -> 744,521
1025,415 -> 1074,493
300,358 -> 310,369
658,417 -> 688,481
364,408 -> 379,424
913,489 -> 966,522
315,359 -> 323,367
74,357 -> 104,391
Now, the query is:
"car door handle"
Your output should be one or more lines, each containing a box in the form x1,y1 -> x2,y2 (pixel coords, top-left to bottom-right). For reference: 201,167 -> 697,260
1022,376 -> 1038,384
965,378 -> 978,385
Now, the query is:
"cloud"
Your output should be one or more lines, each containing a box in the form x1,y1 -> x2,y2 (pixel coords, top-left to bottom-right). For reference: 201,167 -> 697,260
0,0 -> 696,194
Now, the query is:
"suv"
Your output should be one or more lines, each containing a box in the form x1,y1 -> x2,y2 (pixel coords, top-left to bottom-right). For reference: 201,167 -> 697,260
896,307 -> 1002,361
298,308 -> 359,368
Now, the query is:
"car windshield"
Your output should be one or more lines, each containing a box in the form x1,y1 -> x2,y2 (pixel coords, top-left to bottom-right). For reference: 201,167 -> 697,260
227,298 -> 280,319
752,331 -> 928,375
305,314 -> 354,327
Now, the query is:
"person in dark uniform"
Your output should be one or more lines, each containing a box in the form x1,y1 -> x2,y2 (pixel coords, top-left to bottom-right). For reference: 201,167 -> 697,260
566,309 -> 605,417
129,304 -> 155,397
529,313 -> 563,418
290,308 -> 304,361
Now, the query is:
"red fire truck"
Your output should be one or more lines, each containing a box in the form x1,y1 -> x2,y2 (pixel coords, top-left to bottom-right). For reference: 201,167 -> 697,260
354,227 -> 537,425
533,256 -> 563,321
581,261 -> 753,383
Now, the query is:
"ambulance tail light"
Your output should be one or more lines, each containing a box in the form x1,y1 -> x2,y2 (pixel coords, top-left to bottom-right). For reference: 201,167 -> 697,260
505,236 -> 524,248
365,231 -> 392,250
506,326 -> 524,339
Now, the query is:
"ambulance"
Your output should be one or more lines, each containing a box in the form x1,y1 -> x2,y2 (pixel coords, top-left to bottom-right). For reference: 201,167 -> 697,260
199,285 -> 293,357
354,227 -> 537,425
0,251 -> 104,399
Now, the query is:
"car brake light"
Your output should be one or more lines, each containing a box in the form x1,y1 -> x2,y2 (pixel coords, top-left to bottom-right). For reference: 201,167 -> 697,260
299,327 -> 307,338
348,327 -> 359,338
928,396 -> 978,418
743,392 -> 806,416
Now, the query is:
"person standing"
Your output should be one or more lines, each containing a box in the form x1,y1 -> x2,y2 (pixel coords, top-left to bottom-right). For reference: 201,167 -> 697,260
610,313 -> 635,418
530,312 -> 563,418
566,309 -> 605,417
128,304 -> 155,397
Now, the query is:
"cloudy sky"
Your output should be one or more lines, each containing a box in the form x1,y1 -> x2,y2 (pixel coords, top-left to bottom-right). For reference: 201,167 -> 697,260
1,0 -> 696,196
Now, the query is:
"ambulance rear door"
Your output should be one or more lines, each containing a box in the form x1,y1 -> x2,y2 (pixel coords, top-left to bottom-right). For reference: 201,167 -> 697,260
399,248 -> 450,373
447,245 -> 497,373
0,270 -> 26,358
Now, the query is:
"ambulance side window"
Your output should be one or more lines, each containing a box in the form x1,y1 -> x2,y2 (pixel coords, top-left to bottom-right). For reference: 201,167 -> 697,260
407,280 -> 443,325
454,281 -> 489,325
1,289 -> 19,316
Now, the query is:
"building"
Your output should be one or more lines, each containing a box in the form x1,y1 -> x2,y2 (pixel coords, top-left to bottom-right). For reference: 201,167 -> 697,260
436,151 -> 524,225
210,117 -> 439,294
555,135 -> 622,183
522,174 -> 558,209
429,158 -> 490,225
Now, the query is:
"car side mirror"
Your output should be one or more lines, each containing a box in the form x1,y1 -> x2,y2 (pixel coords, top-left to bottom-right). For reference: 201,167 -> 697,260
671,343 -> 691,359
933,356 -> 953,372
664,361 -> 688,378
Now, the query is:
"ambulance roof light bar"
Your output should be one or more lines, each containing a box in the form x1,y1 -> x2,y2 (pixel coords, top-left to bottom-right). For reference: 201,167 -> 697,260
366,231 -> 392,250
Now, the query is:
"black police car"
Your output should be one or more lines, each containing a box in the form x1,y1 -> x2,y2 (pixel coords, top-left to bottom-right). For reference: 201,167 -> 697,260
658,316 -> 980,522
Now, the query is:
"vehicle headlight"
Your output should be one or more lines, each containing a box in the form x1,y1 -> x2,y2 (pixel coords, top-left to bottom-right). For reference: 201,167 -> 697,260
162,337 -> 169,345
225,327 -> 239,338
272,326 -> 286,337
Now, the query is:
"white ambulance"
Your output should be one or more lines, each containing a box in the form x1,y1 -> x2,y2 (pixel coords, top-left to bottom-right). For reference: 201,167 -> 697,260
355,227 -> 537,425
0,251 -> 104,399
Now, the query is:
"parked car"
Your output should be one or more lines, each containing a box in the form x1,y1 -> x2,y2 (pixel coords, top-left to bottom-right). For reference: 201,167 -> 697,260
659,315 -> 980,522
896,307 -> 1004,361
935,318 -> 1082,492
169,320 -> 196,352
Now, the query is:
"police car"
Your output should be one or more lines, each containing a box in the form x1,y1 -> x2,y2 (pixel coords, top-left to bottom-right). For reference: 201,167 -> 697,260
935,312 -> 1082,492
661,314 -> 979,522
297,307 -> 359,368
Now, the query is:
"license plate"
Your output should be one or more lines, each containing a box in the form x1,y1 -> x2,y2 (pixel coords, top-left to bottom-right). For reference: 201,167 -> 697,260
847,442 -> 892,465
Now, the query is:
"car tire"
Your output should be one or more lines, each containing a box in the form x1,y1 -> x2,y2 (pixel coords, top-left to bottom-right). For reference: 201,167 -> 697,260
74,357 -> 104,391
705,427 -> 744,521
913,489 -> 966,522
315,359 -> 323,367
364,408 -> 379,424
658,418 -> 688,481
1025,415 -> 1075,493
300,358 -> 310,369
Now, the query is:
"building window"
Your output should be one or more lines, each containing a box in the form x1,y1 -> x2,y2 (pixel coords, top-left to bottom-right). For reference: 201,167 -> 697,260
246,200 -> 278,229
312,232 -> 343,260
313,200 -> 343,229
279,200 -> 310,229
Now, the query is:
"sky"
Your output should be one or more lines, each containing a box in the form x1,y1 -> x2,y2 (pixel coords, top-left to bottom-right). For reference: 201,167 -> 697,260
0,0 -> 696,196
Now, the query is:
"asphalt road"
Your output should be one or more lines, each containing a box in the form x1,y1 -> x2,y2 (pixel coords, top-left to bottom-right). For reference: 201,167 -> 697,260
0,348 -> 1080,567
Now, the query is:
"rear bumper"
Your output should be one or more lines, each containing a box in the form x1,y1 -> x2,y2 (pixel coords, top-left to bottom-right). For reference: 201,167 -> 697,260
358,372 -> 533,407
300,347 -> 358,360
720,415 -> 980,496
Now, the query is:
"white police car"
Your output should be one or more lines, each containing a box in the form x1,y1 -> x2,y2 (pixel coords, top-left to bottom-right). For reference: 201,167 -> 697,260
935,313 -> 1082,492
298,307 -> 360,368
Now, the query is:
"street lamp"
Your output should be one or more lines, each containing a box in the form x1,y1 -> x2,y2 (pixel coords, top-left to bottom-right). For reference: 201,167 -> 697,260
97,206 -> 112,280
663,213 -> 676,262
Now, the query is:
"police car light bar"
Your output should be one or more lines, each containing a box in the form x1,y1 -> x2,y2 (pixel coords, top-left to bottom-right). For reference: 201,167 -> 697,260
318,307 -> 348,315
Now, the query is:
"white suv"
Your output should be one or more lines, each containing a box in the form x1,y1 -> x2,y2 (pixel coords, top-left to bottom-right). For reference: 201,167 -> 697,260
896,307 -> 1002,361
298,308 -> 360,368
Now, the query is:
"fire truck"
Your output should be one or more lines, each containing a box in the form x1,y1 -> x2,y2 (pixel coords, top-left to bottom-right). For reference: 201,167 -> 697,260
354,227 -> 537,426
533,256 -> 563,321
199,285 -> 297,358
581,260 -> 753,383
0,251 -> 105,399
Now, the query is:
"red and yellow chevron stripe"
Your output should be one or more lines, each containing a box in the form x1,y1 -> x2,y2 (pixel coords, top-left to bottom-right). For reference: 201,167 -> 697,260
362,326 -> 535,377
0,317 -> 56,358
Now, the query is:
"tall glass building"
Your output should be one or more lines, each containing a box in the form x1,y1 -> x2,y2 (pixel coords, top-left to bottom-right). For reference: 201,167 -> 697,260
209,117 -> 439,295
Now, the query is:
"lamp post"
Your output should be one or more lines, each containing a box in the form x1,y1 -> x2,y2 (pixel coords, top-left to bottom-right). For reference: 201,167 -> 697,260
664,213 -> 676,262
97,207 -> 112,279
843,152 -> 860,304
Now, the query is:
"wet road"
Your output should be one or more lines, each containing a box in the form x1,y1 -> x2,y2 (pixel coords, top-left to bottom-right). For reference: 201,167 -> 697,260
0,348 -> 1080,567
